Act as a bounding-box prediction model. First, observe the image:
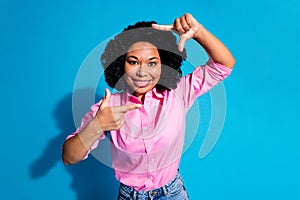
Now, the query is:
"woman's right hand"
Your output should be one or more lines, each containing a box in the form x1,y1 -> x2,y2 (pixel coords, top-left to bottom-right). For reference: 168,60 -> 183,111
96,89 -> 142,131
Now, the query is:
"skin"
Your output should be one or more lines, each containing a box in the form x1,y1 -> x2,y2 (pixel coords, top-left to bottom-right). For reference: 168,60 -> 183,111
62,13 -> 235,165
124,42 -> 162,102
152,13 -> 235,68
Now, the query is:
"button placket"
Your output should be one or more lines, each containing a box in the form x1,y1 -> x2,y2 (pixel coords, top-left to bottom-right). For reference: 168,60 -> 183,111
140,102 -> 154,154
148,156 -> 156,172
147,170 -> 157,184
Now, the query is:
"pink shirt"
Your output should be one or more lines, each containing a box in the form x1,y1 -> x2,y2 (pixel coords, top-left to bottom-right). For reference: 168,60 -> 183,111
68,58 -> 232,191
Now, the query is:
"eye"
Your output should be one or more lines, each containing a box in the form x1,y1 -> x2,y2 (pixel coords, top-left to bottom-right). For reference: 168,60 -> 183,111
127,60 -> 139,65
148,62 -> 157,67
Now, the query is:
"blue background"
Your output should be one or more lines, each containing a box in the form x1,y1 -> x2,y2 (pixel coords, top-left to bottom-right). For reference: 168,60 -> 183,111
1,0 -> 300,199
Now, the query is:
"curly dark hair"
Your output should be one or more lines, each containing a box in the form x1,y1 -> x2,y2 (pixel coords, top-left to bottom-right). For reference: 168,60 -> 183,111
100,21 -> 187,92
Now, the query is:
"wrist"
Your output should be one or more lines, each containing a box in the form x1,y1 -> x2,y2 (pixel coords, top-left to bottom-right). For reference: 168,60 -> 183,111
77,118 -> 104,152
92,117 -> 105,135
193,24 -> 205,40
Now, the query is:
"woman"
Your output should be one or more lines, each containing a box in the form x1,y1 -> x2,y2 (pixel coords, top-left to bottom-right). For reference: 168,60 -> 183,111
62,13 -> 235,199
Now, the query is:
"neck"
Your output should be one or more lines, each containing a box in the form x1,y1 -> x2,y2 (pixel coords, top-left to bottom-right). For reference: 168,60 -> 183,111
134,92 -> 145,103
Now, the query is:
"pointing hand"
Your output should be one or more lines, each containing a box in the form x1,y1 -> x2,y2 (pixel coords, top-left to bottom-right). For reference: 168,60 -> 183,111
96,88 -> 142,131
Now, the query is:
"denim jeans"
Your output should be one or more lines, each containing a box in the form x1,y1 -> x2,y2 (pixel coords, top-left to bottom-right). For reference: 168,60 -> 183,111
117,173 -> 190,200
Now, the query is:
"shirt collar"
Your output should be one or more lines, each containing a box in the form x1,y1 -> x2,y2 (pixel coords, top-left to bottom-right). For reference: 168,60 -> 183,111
152,87 -> 165,99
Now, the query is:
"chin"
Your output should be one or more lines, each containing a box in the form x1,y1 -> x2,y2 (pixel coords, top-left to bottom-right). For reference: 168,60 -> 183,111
133,87 -> 152,94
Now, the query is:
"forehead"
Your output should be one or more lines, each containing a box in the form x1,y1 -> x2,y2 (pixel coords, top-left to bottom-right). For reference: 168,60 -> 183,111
127,42 -> 159,55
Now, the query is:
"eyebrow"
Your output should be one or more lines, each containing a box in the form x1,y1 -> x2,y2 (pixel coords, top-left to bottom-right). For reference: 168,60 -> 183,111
126,56 -> 159,60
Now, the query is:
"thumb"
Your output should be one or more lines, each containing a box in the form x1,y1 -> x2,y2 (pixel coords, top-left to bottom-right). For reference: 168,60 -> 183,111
178,36 -> 187,52
100,88 -> 111,109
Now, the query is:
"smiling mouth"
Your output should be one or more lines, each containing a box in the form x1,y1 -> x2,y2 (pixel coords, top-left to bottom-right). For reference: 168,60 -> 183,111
132,78 -> 152,88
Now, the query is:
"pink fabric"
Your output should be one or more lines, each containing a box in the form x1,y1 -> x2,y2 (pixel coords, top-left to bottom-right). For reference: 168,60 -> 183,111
67,58 -> 232,191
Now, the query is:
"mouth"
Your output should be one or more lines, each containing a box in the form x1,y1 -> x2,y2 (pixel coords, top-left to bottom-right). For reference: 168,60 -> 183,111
131,78 -> 152,88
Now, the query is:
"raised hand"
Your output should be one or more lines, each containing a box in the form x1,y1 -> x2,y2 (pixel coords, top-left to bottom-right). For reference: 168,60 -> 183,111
96,88 -> 142,131
152,13 -> 203,52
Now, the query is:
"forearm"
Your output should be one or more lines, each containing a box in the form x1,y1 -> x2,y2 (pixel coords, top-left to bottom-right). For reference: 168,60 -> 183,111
62,118 -> 104,165
193,26 -> 235,69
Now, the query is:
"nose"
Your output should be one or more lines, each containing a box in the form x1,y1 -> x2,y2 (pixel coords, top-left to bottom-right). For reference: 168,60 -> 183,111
136,64 -> 147,77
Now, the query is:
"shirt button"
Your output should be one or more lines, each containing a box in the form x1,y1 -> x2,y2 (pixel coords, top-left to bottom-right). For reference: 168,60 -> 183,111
147,146 -> 152,151
149,176 -> 154,180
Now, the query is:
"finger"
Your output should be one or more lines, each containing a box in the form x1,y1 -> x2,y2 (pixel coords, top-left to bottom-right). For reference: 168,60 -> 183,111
100,88 -> 111,109
152,23 -> 174,31
127,103 -> 143,111
184,13 -> 194,25
114,103 -> 142,113
180,15 -> 190,32
116,117 -> 125,130
174,18 -> 185,34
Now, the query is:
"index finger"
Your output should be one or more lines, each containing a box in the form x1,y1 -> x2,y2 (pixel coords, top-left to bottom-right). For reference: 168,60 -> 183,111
152,23 -> 174,31
114,104 -> 142,113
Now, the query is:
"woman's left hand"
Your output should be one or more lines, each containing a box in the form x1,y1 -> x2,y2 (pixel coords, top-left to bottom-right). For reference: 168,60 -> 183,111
152,13 -> 203,52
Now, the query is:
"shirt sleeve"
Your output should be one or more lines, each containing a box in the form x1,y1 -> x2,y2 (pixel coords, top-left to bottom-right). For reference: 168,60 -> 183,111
177,57 -> 232,109
65,101 -> 105,159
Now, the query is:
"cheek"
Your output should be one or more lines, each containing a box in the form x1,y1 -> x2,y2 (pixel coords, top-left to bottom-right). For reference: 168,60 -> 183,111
151,68 -> 161,80
124,66 -> 137,77
124,73 -> 133,85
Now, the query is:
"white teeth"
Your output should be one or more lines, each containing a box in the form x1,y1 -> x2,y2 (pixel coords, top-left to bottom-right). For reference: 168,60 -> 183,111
134,80 -> 150,87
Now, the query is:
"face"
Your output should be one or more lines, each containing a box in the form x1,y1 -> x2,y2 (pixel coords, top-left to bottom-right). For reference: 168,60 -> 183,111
124,42 -> 161,101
